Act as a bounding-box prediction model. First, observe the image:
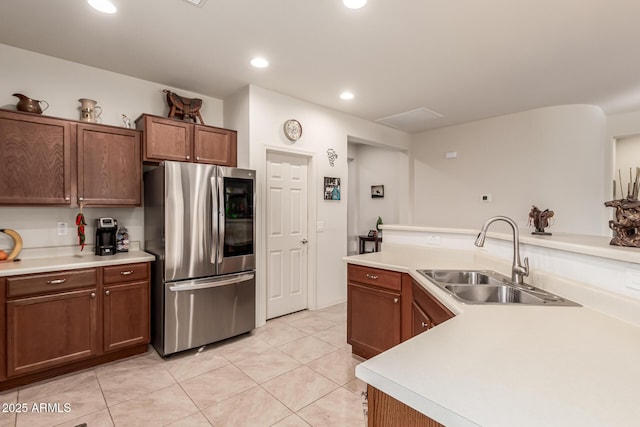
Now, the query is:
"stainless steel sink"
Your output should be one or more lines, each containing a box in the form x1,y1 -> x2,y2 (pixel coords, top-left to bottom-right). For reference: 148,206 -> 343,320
417,269 -> 580,306
420,270 -> 507,286
444,284 -> 545,304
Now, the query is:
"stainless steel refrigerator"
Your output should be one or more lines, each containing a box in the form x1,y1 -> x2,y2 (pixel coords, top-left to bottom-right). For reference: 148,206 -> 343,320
144,161 -> 256,356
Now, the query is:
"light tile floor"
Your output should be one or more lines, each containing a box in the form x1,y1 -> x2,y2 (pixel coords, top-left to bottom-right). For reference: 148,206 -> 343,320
0,302 -> 368,427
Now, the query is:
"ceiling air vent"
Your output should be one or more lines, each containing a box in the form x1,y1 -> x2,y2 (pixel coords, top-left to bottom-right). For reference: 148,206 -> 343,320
376,108 -> 443,133
183,0 -> 207,7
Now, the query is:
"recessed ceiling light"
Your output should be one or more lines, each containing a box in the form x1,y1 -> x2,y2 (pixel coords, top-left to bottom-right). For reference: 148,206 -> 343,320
340,92 -> 355,100
250,57 -> 269,68
343,0 -> 367,9
88,0 -> 117,14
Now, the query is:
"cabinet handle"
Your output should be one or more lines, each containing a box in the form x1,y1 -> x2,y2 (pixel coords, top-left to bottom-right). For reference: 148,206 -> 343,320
90,292 -> 96,298
65,196 -> 70,201
196,156 -> 200,161
105,290 -> 111,296
78,197 -> 84,201
186,155 -> 190,160
393,298 -> 399,303
120,270 -> 134,275
421,322 -> 429,328
365,274 -> 378,280
46,279 -> 66,285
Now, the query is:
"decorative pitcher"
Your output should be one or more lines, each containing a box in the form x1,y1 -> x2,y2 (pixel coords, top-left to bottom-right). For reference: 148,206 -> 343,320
78,98 -> 102,123
13,93 -> 49,114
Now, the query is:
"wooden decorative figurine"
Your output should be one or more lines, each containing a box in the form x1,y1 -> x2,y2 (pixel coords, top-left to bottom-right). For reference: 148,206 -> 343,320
605,198 -> 640,247
528,206 -> 554,235
163,89 -> 204,124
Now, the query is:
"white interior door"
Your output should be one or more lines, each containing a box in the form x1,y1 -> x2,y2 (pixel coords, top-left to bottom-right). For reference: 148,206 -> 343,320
266,152 -> 309,319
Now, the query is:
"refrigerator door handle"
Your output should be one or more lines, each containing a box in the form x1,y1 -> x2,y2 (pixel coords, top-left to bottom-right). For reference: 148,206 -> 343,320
168,273 -> 255,292
217,174 -> 225,265
210,176 -> 219,265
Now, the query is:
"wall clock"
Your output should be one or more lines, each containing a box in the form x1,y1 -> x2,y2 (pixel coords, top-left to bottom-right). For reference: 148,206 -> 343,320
284,119 -> 302,142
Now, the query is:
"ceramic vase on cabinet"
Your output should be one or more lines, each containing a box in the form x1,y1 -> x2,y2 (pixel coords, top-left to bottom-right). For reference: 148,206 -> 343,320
78,98 -> 102,123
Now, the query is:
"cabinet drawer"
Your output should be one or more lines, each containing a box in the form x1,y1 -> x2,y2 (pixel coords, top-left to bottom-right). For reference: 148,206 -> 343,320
7,268 -> 97,298
103,263 -> 148,284
411,279 -> 454,326
347,264 -> 401,291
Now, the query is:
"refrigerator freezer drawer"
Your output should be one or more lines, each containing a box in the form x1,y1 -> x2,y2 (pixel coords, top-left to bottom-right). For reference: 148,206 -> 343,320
158,273 -> 255,356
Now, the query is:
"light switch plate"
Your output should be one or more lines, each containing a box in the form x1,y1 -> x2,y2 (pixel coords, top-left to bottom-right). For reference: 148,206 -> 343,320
57,222 -> 68,236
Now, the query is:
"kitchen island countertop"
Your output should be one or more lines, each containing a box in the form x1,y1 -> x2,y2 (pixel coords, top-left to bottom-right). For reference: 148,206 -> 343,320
345,246 -> 640,427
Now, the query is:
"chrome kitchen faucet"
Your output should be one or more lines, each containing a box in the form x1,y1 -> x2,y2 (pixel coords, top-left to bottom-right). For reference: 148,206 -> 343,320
474,216 -> 529,285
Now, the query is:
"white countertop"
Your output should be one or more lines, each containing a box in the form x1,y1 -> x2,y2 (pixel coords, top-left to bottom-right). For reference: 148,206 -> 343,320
0,250 -> 155,277
346,247 -> 640,427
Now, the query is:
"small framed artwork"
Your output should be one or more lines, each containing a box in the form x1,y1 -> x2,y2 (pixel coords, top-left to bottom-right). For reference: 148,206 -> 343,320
367,229 -> 377,238
371,185 -> 384,198
324,177 -> 341,201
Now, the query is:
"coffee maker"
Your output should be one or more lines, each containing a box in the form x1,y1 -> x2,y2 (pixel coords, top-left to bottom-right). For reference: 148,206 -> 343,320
95,217 -> 117,256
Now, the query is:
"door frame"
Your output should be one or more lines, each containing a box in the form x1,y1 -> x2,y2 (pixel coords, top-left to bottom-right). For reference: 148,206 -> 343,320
262,146 -> 317,321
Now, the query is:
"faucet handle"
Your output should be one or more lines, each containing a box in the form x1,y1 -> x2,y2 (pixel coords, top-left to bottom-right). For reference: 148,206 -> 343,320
523,257 -> 530,276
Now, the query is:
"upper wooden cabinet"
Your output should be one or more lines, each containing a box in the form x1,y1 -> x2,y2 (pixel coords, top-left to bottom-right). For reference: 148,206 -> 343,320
0,110 -> 73,205
77,124 -> 142,206
136,114 -> 237,166
0,109 -> 142,207
194,124 -> 237,166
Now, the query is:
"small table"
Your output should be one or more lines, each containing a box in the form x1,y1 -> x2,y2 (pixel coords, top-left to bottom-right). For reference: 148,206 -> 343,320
358,235 -> 382,254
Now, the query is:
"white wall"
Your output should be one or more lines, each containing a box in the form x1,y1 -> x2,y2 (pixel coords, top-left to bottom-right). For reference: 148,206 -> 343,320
0,44 -> 223,127
243,85 -> 411,321
223,86 -> 250,168
615,135 -> 640,198
606,110 -> 640,205
411,105 -> 608,235
0,45 -> 224,252
346,144 -> 410,255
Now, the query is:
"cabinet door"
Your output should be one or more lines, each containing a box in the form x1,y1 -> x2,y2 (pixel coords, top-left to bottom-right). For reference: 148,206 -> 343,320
0,278 -> 6,381
194,125 -> 237,166
348,282 -> 401,359
0,110 -> 72,205
138,115 -> 192,162
77,124 -> 141,206
103,281 -> 150,352
411,301 -> 432,337
6,289 -> 98,377
412,279 -> 454,327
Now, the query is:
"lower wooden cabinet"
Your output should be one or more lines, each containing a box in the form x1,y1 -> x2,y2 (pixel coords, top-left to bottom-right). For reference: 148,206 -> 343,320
104,281 -> 150,352
6,289 -> 98,377
411,301 -> 433,337
411,279 -> 454,337
367,384 -> 445,427
1,262 -> 150,390
348,282 -> 401,359
347,263 -> 456,359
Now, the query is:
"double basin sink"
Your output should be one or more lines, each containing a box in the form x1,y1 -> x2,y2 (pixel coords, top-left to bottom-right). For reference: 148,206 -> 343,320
417,270 -> 580,306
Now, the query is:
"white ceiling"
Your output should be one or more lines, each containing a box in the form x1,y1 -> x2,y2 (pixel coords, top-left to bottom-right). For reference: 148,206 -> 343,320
1,0 -> 640,132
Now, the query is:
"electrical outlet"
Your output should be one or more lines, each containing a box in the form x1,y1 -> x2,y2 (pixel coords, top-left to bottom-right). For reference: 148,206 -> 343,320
57,222 -> 68,236
426,235 -> 441,246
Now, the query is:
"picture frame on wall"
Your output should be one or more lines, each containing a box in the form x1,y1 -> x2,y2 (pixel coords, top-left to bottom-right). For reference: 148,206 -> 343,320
371,185 -> 384,198
324,177 -> 341,200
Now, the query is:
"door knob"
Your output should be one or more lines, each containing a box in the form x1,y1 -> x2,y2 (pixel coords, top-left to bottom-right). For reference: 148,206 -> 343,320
301,239 -> 308,245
